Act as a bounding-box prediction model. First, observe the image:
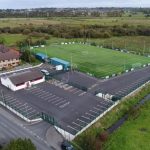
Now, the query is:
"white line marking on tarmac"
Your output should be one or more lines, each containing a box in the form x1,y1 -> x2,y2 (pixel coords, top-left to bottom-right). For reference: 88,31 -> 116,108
67,125 -> 79,132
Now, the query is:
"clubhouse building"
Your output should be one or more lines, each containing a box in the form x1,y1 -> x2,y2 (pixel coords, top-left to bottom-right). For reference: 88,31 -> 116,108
1,70 -> 45,91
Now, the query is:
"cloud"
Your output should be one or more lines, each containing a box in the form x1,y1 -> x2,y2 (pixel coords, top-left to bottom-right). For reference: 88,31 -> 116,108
0,0 -> 149,9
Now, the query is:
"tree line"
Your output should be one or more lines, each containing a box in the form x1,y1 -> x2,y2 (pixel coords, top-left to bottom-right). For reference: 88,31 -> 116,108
0,24 -> 150,39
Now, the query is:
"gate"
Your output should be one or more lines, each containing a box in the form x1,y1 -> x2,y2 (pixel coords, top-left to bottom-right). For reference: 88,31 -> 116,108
41,112 -> 59,126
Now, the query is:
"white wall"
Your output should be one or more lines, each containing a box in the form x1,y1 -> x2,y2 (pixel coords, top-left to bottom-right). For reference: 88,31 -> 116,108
1,77 -> 16,91
1,76 -> 45,91
55,126 -> 75,141
31,76 -> 45,85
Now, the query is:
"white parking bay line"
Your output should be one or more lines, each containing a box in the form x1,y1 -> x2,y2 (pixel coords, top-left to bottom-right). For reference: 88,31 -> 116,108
90,109 -> 99,115
86,112 -> 95,118
47,96 -> 58,102
97,104 -> 106,109
50,97 -> 60,103
7,99 -> 17,103
73,90 -> 82,94
81,115 -> 91,121
67,125 -> 79,132
78,92 -> 86,96
77,118 -> 88,125
51,98 -> 63,104
72,122 -> 84,128
59,102 -> 70,108
55,100 -> 66,106
93,107 -> 100,111
26,110 -> 36,115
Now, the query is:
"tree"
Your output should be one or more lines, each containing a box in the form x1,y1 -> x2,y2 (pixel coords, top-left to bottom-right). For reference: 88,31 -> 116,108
3,138 -> 36,150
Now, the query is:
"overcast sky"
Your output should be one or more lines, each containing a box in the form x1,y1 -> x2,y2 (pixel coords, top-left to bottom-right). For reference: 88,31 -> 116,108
0,0 -> 150,9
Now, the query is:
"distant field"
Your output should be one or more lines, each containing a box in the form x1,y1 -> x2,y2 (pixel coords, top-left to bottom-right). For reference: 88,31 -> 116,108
104,101 -> 150,150
0,34 -> 27,46
33,44 -> 150,78
0,16 -> 150,27
47,36 -> 150,54
1,34 -> 150,54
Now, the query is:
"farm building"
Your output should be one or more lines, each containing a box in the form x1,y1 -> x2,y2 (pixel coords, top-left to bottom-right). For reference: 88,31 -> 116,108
50,57 -> 70,70
1,70 -> 45,91
35,53 -> 48,62
0,45 -> 20,70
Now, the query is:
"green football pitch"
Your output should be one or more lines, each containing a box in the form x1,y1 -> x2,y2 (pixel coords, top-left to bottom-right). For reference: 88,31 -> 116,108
33,44 -> 150,78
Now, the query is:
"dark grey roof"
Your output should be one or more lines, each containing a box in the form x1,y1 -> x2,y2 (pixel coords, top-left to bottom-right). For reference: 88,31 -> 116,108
8,70 -> 44,85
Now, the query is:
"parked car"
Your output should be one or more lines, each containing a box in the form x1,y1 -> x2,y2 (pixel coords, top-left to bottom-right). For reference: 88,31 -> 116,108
41,69 -> 50,76
61,141 -> 74,150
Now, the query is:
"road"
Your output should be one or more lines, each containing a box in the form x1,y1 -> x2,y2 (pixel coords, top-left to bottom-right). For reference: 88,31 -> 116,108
0,106 -> 55,150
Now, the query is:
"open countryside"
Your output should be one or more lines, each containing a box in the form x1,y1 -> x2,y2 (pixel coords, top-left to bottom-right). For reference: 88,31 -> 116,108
0,5 -> 150,150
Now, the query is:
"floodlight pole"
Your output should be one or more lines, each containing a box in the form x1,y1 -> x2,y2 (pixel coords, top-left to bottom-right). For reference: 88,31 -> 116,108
71,54 -> 73,72
45,47 -> 48,57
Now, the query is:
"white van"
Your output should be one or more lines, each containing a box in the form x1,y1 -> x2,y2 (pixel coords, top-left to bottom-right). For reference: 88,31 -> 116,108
41,69 -> 50,76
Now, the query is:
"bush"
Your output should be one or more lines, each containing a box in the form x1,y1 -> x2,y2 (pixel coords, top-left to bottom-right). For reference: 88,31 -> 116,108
3,138 -> 36,150
99,131 -> 109,142
23,29 -> 31,35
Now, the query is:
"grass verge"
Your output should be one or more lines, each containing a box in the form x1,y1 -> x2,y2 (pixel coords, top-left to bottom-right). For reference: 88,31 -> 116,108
73,83 -> 150,150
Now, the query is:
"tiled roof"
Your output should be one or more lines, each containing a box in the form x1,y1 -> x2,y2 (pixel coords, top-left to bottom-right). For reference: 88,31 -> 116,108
0,45 -> 20,61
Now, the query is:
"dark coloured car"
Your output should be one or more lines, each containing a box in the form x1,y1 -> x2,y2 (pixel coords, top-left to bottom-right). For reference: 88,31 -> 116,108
61,141 -> 74,150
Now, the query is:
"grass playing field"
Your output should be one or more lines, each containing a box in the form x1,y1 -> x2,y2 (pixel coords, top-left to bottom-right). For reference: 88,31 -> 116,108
33,44 -> 150,78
